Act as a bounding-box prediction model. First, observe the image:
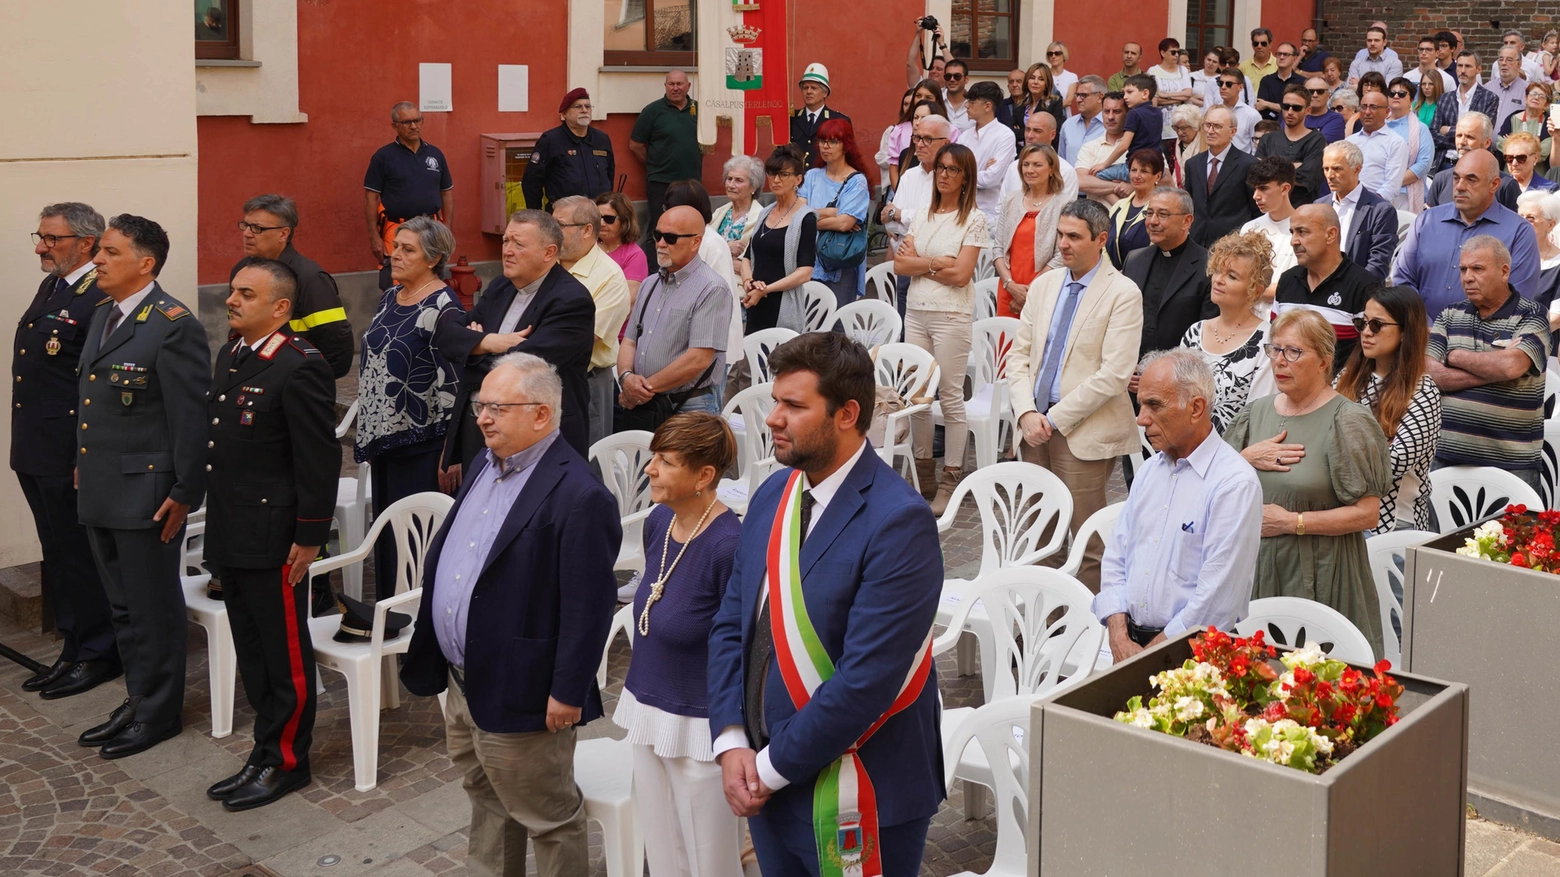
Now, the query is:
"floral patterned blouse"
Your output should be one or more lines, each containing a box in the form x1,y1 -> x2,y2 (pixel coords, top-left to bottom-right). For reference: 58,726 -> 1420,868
1181,319 -> 1277,434
355,286 -> 465,463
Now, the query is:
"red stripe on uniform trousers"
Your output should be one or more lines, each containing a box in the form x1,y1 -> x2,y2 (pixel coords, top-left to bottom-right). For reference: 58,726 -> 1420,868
277,564 -> 310,771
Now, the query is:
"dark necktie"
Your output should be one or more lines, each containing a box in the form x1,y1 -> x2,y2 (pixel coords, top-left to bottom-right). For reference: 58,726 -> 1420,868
1207,155 -> 1221,190
744,489 -> 816,748
229,342 -> 252,372
54,276 -> 68,296
100,307 -> 122,347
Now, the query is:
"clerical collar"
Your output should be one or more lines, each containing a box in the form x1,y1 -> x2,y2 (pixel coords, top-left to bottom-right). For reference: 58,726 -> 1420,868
1158,239 -> 1189,258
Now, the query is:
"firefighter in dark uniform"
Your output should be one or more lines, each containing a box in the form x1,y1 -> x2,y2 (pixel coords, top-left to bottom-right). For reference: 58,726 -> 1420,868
229,194 -> 354,378
789,63 -> 851,164
521,87 -> 615,211
15,203 -> 120,700
364,101 -> 454,291
201,258 -> 338,811
74,215 -> 209,760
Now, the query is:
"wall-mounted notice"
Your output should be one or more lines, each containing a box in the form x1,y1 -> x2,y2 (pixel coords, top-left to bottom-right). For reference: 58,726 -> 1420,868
498,65 -> 529,113
419,63 -> 453,112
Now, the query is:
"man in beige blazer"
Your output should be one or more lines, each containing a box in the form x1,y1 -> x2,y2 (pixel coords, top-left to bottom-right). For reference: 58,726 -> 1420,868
1007,199 -> 1143,590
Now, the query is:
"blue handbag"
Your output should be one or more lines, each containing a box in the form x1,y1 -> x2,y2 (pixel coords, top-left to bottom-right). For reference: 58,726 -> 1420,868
816,172 -> 867,271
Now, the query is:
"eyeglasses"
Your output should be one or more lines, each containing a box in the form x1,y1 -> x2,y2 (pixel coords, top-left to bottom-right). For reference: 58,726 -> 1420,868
1505,153 -> 1534,165
30,233 -> 81,247
600,214 -> 619,224
1388,90 -> 1410,98
817,138 -> 842,146
1262,344 -> 1308,362
651,230 -> 699,244
393,117 -> 424,126
1075,90 -> 1098,99
469,401 -> 543,417
945,73 -> 966,81
1203,122 -> 1230,131
911,134 -> 949,144
1281,103 -> 1307,111
236,221 -> 287,234
1142,209 -> 1188,220
1351,316 -> 1400,334
934,164 -> 964,175
558,222 -> 592,228
1275,50 -> 1296,58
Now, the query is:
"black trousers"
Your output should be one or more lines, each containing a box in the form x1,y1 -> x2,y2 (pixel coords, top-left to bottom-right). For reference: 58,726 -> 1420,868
368,438 -> 443,597
85,524 -> 186,726
16,472 -> 118,663
641,179 -> 670,262
220,565 -> 316,770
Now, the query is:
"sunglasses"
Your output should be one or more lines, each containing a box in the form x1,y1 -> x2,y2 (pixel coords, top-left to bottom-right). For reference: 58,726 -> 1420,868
1351,316 -> 1400,334
1281,103 -> 1307,111
1253,41 -> 1270,47
1219,80 -> 1241,87
1388,90 -> 1410,98
945,73 -> 966,81
600,214 -> 619,224
1047,51 -> 1064,57
1505,153 -> 1534,164
651,230 -> 698,244
1307,87 -> 1329,95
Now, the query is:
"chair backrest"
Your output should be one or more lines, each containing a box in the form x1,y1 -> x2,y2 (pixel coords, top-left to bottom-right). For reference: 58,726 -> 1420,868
1233,596 -> 1376,665
834,299 -> 902,348
942,695 -> 1036,875
970,316 -> 1023,391
1429,465 -> 1544,533
721,382 -> 776,477
1395,209 -> 1415,250
1365,529 -> 1436,669
335,399 -> 359,440
798,281 -> 838,333
1543,419 -> 1560,509
357,492 -> 455,602
974,246 -> 998,282
864,261 -> 898,309
589,431 -> 656,519
744,327 -> 799,384
940,567 -> 1104,699
973,277 -> 1000,323
873,342 -> 941,402
596,604 -> 636,690
1546,369 -> 1560,420
1059,501 -> 1125,577
938,461 -> 1074,573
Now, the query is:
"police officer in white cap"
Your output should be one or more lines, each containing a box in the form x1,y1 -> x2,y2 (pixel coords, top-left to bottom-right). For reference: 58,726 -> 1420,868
789,63 -> 850,165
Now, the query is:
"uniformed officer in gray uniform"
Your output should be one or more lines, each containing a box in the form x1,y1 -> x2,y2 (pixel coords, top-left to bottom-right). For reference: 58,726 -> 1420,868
74,215 -> 210,760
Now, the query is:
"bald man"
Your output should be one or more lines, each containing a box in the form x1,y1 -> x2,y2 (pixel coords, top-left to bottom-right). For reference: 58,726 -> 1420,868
617,205 -> 733,429
1392,149 -> 1540,320
1000,111 -> 1080,201
1274,204 -> 1381,370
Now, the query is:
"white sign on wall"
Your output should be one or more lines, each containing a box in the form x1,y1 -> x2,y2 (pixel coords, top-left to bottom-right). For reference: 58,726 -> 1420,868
419,62 -> 453,112
498,65 -> 529,113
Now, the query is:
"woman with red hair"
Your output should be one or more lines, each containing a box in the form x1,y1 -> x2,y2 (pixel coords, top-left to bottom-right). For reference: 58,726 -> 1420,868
800,116 -> 877,306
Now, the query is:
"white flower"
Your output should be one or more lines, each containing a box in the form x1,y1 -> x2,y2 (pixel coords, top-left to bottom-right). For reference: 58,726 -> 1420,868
1129,709 -> 1154,728
1282,644 -> 1327,670
1174,696 -> 1204,722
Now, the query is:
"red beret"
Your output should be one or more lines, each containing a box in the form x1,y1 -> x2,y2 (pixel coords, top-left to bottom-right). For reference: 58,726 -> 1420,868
560,88 -> 590,114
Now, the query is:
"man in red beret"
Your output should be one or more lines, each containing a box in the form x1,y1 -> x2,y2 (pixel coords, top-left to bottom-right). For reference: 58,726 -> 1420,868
521,87 -> 616,211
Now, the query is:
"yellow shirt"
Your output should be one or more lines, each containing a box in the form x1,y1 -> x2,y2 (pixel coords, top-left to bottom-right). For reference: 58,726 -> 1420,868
1240,57 -> 1277,86
567,244 -> 632,370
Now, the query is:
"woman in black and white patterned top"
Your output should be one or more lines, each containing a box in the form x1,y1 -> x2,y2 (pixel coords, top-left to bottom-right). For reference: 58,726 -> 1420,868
1336,286 -> 1441,534
1179,231 -> 1277,433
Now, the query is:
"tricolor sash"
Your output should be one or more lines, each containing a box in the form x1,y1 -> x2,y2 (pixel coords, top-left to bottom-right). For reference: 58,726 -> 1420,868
766,470 -> 934,877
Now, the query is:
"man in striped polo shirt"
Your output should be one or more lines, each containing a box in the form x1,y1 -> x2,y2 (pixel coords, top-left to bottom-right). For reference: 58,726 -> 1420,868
1424,235 -> 1551,495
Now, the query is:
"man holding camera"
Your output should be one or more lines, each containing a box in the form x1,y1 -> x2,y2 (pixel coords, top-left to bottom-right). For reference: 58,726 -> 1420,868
904,16 -> 947,89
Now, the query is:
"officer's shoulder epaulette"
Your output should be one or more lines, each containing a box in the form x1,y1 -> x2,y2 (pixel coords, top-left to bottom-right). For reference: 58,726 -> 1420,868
791,107 -> 804,117
155,301 -> 191,321
287,337 -> 322,358
257,332 -> 289,360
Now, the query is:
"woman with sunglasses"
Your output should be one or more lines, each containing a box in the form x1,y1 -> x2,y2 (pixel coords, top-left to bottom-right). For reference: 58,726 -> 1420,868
1046,42 -> 1079,111
1224,307 -> 1390,657
1503,132 -> 1558,195
895,143 -> 991,512
1335,287 -> 1440,534
1498,82 -> 1555,177
594,191 -> 649,305
1180,231 -> 1277,433
1385,77 -> 1433,211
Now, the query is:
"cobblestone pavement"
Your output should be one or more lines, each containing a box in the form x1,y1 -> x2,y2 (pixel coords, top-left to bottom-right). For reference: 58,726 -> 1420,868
2,467 -> 1558,875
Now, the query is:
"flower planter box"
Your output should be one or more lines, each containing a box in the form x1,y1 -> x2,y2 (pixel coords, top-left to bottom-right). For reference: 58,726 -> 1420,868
1027,629 -> 1468,877
1405,527 -> 1560,839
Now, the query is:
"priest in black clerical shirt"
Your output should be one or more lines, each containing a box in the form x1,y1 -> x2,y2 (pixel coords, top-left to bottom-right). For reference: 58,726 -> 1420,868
1124,187 -> 1216,358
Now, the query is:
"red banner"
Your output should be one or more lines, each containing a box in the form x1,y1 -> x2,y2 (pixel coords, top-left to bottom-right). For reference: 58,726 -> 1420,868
739,0 -> 787,156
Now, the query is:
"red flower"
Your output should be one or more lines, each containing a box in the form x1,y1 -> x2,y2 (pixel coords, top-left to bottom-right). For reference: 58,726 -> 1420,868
1374,659 -> 1392,674
1512,552 -> 1528,567
1509,504 -> 1529,515
1293,666 -> 1315,685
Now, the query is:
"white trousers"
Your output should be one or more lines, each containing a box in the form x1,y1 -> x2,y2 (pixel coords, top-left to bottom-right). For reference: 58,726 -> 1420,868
632,744 -> 743,877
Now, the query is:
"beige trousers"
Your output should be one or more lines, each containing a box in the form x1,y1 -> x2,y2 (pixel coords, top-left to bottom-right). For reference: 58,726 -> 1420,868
906,308 -> 972,469
445,674 -> 589,877
1019,430 -> 1114,592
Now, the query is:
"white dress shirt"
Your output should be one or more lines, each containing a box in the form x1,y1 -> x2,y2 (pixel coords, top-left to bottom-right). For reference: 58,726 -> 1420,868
1331,183 -> 1363,245
1092,429 -> 1263,661
1226,103 -> 1263,153
711,440 -> 869,791
102,281 -> 158,337
943,91 -> 975,134
970,118 -> 1017,225
1346,125 -> 1409,202
1000,153 -> 1079,202
888,162 -> 935,247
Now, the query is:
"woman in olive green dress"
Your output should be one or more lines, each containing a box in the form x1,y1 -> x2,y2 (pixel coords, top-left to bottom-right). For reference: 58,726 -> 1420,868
1223,308 -> 1391,657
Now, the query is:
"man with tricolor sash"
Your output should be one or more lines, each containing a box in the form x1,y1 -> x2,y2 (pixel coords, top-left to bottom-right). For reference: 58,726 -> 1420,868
708,332 -> 945,876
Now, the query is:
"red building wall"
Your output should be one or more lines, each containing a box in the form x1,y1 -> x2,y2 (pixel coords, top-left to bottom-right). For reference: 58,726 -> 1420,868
1056,0 -> 1172,83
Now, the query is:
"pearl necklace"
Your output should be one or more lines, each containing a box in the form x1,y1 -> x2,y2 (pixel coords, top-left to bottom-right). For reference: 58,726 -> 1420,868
1207,314 -> 1258,345
637,497 -> 719,636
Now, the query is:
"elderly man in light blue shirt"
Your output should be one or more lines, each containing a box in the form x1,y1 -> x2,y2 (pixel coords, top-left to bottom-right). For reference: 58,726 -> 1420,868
1094,349 -> 1263,665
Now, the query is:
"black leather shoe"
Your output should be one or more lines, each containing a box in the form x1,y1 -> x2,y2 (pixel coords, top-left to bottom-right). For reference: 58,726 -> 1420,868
206,764 -> 262,800
78,699 -> 136,747
99,720 -> 182,759
222,765 -> 312,811
23,657 -> 72,692
40,659 -> 122,700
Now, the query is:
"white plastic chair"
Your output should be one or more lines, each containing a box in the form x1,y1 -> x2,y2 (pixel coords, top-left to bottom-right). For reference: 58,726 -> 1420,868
864,261 -> 898,311
577,603 -> 645,877
798,280 -> 838,333
973,277 -> 1000,323
833,299 -> 902,347
872,343 -> 941,491
1545,369 -> 1560,420
934,462 -> 1074,684
590,432 -> 657,588
1365,529 -> 1436,669
1233,596 -> 1376,665
1429,465 -> 1544,533
1059,501 -> 1125,578
966,317 -> 1022,470
1395,209 -> 1415,252
940,696 -> 1037,875
332,399 -> 372,600
307,491 -> 453,791
716,384 -> 776,516
1542,419 -> 1560,509
180,520 -> 236,739
974,246 -> 998,282
743,327 -> 798,385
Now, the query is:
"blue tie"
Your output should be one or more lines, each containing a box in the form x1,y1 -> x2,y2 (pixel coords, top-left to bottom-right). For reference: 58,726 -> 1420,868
1035,281 -> 1084,413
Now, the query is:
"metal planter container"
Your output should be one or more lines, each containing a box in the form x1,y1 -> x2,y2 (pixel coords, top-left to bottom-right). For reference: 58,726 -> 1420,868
1406,527 -> 1560,838
1029,629 -> 1469,877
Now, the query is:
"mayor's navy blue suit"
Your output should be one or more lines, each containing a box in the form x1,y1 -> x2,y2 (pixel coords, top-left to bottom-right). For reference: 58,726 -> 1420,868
401,434 -> 620,732
1315,189 -> 1399,281
707,445 -> 945,874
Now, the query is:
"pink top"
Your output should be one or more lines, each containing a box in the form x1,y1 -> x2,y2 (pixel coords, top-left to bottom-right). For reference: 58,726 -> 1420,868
603,241 -> 649,284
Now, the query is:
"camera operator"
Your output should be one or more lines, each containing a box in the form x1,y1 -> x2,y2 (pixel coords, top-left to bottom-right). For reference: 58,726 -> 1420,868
905,16 -> 948,89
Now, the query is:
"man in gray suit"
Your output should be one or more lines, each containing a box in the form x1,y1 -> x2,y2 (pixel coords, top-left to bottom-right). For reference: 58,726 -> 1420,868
73,215 -> 210,759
